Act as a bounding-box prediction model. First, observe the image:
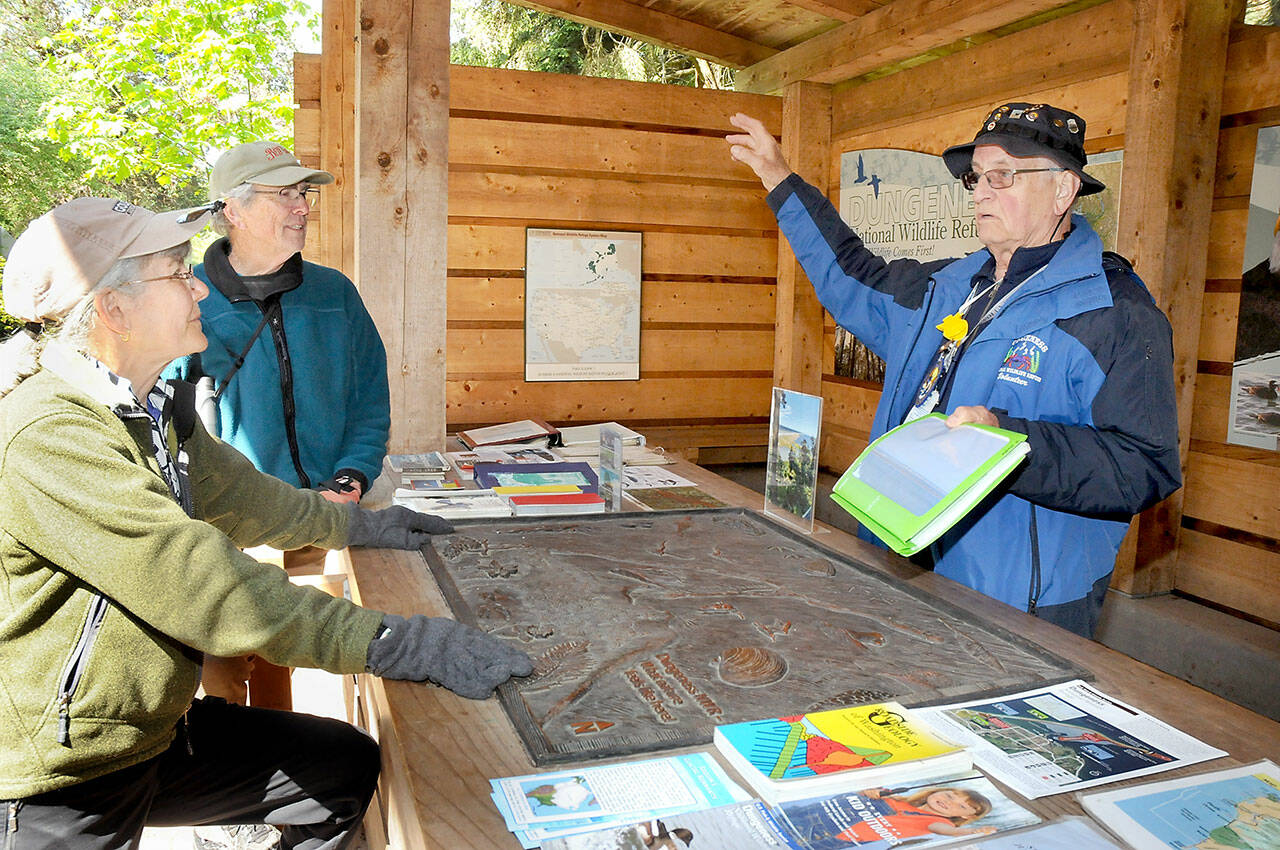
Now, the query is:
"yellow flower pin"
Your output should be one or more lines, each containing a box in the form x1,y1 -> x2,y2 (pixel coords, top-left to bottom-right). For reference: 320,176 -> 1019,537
936,313 -> 969,342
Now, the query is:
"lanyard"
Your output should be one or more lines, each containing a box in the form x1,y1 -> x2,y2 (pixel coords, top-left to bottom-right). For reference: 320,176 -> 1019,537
904,264 -> 1048,423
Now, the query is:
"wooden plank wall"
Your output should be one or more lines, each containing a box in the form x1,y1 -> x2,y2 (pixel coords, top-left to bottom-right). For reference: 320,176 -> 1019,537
1179,24 -> 1280,626
296,60 -> 783,461
821,2 -> 1279,626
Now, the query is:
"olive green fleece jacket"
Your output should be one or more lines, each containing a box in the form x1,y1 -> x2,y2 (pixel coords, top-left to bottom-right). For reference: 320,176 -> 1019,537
0,344 -> 385,799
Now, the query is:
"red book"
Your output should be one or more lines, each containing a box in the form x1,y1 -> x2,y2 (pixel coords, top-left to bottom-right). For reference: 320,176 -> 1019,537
507,492 -> 606,515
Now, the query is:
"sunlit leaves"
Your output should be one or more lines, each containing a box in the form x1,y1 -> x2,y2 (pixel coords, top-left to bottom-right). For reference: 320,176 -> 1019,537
41,0 -> 315,188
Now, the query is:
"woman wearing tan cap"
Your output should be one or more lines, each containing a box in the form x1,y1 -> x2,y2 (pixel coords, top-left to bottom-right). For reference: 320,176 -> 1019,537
0,199 -> 531,849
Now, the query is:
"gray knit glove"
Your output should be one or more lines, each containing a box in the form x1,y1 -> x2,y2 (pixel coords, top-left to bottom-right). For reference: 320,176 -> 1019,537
346,504 -> 453,549
365,614 -> 534,699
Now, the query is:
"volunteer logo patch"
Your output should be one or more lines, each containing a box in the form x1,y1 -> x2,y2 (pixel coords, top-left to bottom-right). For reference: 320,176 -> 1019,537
997,335 -> 1047,386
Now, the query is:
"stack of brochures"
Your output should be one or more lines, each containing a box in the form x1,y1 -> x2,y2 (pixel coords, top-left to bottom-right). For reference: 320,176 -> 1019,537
540,769 -> 1040,849
712,700 -> 970,805
831,413 -> 1029,555
488,753 -> 750,849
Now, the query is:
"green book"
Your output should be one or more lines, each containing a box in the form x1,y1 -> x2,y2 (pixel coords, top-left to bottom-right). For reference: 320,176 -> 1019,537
831,413 -> 1029,556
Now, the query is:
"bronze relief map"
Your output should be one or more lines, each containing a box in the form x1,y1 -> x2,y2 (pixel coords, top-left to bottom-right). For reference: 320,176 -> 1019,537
421,509 -> 1084,765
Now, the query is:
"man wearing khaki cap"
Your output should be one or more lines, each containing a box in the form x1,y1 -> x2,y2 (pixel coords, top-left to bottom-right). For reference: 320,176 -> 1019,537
166,141 -> 390,506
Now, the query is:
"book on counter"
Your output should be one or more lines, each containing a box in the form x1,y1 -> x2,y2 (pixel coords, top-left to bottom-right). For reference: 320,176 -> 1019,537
831,413 -> 1029,556
446,446 -> 560,480
712,701 -> 970,805
543,770 -> 1040,849
393,492 -> 512,519
392,478 -> 463,498
489,752 -> 750,849
386,451 -> 451,477
457,419 -> 559,450
913,680 -> 1228,799
509,492 -> 606,516
555,421 -> 645,448
1077,759 -> 1280,850
475,461 -> 598,492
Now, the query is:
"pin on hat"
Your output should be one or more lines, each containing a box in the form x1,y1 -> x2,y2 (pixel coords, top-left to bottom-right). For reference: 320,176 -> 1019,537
209,141 -> 334,201
2,198 -> 213,325
942,102 -> 1105,196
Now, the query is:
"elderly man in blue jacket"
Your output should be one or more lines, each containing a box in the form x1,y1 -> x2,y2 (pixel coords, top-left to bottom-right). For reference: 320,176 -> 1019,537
727,103 -> 1182,638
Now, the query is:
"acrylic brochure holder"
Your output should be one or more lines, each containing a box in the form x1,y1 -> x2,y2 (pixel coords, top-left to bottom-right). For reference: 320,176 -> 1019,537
764,387 -> 824,534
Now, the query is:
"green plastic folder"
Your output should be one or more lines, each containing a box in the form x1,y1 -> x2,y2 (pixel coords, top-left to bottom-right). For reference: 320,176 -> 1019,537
830,413 -> 1029,556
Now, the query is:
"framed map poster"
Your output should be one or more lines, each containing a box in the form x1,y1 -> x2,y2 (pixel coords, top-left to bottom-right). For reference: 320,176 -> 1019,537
525,228 -> 642,381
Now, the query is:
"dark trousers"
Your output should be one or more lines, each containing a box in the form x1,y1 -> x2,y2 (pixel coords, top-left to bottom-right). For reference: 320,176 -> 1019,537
3,697 -> 379,850
1036,572 -> 1112,639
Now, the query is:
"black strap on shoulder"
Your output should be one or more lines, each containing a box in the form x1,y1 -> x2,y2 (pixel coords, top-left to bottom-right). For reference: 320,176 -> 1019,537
1101,251 -> 1136,275
169,379 -> 199,442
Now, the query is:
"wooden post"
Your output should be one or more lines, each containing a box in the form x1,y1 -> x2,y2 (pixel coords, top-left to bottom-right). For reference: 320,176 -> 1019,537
1112,0 -> 1239,594
355,0 -> 449,453
773,81 -> 831,396
320,0 -> 357,275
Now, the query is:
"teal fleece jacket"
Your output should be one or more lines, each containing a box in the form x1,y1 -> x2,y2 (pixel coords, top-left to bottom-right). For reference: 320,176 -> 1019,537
0,344 -> 384,798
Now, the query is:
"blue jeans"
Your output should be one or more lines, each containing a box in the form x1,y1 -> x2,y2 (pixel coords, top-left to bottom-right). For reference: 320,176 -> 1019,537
3,697 -> 379,850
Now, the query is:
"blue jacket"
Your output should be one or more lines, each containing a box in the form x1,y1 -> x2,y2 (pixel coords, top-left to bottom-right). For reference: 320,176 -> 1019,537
769,174 -> 1181,611
166,256 -> 390,491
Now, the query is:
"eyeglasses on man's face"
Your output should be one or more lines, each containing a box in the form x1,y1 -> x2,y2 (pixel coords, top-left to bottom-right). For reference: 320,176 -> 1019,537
961,167 -> 1065,191
252,185 -> 320,207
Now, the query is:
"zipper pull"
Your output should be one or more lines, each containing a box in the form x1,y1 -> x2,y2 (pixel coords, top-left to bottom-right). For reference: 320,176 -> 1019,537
7,800 -> 18,834
182,709 -> 194,756
57,694 -> 71,746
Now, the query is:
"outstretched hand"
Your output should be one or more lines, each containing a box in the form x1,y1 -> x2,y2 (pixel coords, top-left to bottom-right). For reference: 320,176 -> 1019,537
726,112 -> 792,192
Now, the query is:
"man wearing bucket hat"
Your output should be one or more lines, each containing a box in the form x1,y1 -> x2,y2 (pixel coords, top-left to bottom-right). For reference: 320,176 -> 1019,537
166,141 -> 389,506
0,198 -> 532,849
727,103 -> 1181,638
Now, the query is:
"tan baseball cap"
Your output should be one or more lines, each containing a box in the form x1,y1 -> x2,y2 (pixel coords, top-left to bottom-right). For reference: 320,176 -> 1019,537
2,198 -> 213,324
209,141 -> 334,200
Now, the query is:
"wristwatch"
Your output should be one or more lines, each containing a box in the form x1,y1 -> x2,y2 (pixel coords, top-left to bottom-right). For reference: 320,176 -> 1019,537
321,474 -> 359,494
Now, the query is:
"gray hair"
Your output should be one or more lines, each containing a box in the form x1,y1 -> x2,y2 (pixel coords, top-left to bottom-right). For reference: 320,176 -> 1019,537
211,182 -> 256,236
0,242 -> 191,397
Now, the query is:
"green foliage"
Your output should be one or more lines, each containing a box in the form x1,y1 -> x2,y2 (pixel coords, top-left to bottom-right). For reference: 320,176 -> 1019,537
450,0 -> 734,88
767,436 -> 818,519
41,0 -> 313,199
0,57 -> 89,233
0,256 -> 20,339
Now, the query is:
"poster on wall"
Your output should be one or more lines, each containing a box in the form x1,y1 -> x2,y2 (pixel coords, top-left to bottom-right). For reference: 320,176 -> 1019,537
1228,125 -> 1280,451
832,148 -> 1123,384
524,228 -> 642,382
834,149 -> 980,383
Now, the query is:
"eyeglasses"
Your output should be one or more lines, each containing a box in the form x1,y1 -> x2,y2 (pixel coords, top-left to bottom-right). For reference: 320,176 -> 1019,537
174,200 -> 225,225
961,167 -> 1065,191
252,185 -> 320,207
126,268 -> 198,286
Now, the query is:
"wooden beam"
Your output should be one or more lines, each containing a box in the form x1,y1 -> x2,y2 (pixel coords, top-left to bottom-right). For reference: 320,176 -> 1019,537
356,0 -> 449,455
502,0 -> 776,69
774,82 -> 830,396
735,0 -> 1087,93
781,0 -> 888,24
1111,0 -> 1239,595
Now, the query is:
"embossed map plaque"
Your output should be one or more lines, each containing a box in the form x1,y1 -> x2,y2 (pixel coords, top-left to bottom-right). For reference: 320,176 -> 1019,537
420,509 -> 1086,765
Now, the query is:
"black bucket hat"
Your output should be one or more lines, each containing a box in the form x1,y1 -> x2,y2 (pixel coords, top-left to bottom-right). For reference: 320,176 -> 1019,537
942,102 -> 1105,196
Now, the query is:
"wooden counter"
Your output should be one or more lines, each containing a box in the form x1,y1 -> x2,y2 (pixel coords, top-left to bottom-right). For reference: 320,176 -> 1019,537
341,461 -> 1280,850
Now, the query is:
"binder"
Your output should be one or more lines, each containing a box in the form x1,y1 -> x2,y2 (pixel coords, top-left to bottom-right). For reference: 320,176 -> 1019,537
831,413 -> 1029,556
